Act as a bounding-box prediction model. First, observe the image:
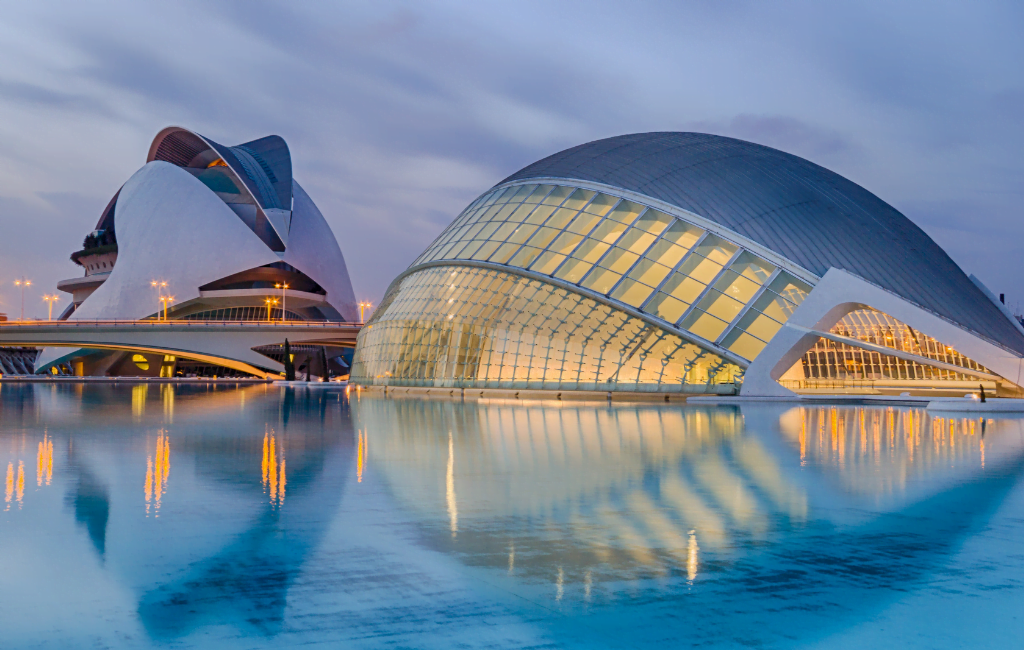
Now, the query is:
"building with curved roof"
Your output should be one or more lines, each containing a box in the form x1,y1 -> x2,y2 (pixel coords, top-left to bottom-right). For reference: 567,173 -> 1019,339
352,132 -> 1024,397
40,126 -> 358,377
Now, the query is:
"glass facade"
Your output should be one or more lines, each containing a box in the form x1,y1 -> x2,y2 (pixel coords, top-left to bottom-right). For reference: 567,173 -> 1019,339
350,266 -> 742,392
411,183 -> 813,361
784,309 -> 996,388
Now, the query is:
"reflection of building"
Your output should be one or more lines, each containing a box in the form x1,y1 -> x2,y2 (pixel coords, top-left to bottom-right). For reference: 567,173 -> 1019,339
40,127 -> 358,377
352,133 -> 1024,396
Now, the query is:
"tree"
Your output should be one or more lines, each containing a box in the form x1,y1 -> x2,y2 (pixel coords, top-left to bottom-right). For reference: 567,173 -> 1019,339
284,339 -> 295,381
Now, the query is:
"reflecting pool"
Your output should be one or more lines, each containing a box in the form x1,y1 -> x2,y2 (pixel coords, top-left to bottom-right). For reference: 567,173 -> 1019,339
3,384 -> 1024,648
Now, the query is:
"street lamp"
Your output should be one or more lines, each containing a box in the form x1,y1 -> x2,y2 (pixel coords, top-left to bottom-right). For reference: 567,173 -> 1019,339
275,282 -> 290,322
265,297 -> 279,322
42,294 -> 60,321
13,278 -> 31,321
159,295 -> 175,321
150,280 -> 167,320
358,301 -> 372,323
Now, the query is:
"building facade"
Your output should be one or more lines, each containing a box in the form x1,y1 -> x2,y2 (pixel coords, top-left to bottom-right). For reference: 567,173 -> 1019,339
352,133 -> 1024,397
39,127 -> 358,377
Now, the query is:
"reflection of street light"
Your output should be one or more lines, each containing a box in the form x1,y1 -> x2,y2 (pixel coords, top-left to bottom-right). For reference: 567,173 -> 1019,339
358,301 -> 372,323
265,297 -> 279,322
42,294 -> 60,321
13,278 -> 31,320
159,295 -> 175,321
275,282 -> 290,322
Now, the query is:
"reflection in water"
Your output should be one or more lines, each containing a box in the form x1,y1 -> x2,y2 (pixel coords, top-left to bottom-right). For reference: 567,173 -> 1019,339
37,432 -> 53,486
261,428 -> 286,507
355,396 -> 1024,644
144,430 -> 170,516
132,384 -> 148,419
4,462 -> 11,509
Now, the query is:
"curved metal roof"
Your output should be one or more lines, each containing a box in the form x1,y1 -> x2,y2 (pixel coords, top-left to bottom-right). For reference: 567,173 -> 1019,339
501,132 -> 1024,355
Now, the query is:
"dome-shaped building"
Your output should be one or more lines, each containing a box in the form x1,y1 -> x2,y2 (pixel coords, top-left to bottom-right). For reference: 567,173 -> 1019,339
40,127 -> 358,377
352,133 -> 1024,397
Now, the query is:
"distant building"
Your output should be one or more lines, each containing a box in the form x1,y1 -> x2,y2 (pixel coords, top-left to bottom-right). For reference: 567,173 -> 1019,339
41,127 -> 357,377
352,133 -> 1024,397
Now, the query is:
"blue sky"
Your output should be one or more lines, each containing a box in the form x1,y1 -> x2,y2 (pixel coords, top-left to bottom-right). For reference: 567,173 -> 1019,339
0,1 -> 1022,316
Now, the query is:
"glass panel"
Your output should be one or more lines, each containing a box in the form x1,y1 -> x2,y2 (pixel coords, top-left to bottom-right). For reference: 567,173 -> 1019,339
470,240 -> 501,261
351,265 -> 743,391
491,222 -> 517,241
489,242 -> 521,264
548,232 -> 584,255
530,251 -> 565,275
455,240 -> 482,259
562,189 -> 594,211
627,259 -> 672,288
542,186 -> 573,205
610,279 -> 655,308
509,246 -> 543,269
661,221 -> 704,250
525,204 -> 557,225
507,204 -> 534,223
554,258 -> 593,283
493,203 -> 519,221
730,252 -> 775,284
767,272 -> 812,306
584,193 -> 618,216
632,209 -> 673,236
645,293 -> 688,323
545,207 -> 580,230
478,222 -> 501,239
723,331 -> 767,360
751,290 -> 799,323
572,239 -> 611,263
682,310 -> 729,341
526,226 -> 560,250
615,228 -> 657,255
735,309 -> 783,341
692,235 -> 737,265
661,273 -> 707,304
599,248 -> 640,274
645,239 -> 687,269
677,254 -> 723,285
508,185 -> 535,201
525,185 -> 553,203
567,212 -> 602,235
581,267 -> 622,294
605,200 -> 644,225
712,270 -> 760,303
507,224 -> 539,245
698,291 -> 744,323
588,220 -> 629,245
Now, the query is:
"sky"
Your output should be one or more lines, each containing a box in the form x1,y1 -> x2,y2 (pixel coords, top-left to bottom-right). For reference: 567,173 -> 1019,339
0,1 -> 1022,318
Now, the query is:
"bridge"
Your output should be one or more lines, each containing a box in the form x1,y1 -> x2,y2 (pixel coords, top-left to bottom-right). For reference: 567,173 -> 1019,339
0,320 -> 362,378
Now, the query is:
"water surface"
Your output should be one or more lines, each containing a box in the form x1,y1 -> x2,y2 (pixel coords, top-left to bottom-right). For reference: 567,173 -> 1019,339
2,383 -> 1024,648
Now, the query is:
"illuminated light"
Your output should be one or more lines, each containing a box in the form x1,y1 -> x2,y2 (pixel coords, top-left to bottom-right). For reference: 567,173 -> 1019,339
132,354 -> 150,371
261,428 -> 286,507
446,431 -> 457,537
207,158 -> 228,168
687,530 -> 699,583
356,431 -> 364,483
132,384 -> 148,418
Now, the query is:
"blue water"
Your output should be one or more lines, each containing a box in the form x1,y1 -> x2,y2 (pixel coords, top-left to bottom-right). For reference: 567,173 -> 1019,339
2,384 -> 1024,648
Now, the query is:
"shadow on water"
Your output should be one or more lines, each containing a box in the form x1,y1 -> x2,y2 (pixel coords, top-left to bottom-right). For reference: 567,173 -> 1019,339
354,396 -> 1024,647
64,438 -> 110,560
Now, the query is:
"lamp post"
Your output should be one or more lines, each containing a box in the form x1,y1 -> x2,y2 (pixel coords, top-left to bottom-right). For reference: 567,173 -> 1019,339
265,297 -> 279,322
150,280 -> 167,320
358,301 -> 372,323
275,282 -> 290,322
42,294 -> 60,321
13,278 -> 31,321
159,295 -> 175,321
